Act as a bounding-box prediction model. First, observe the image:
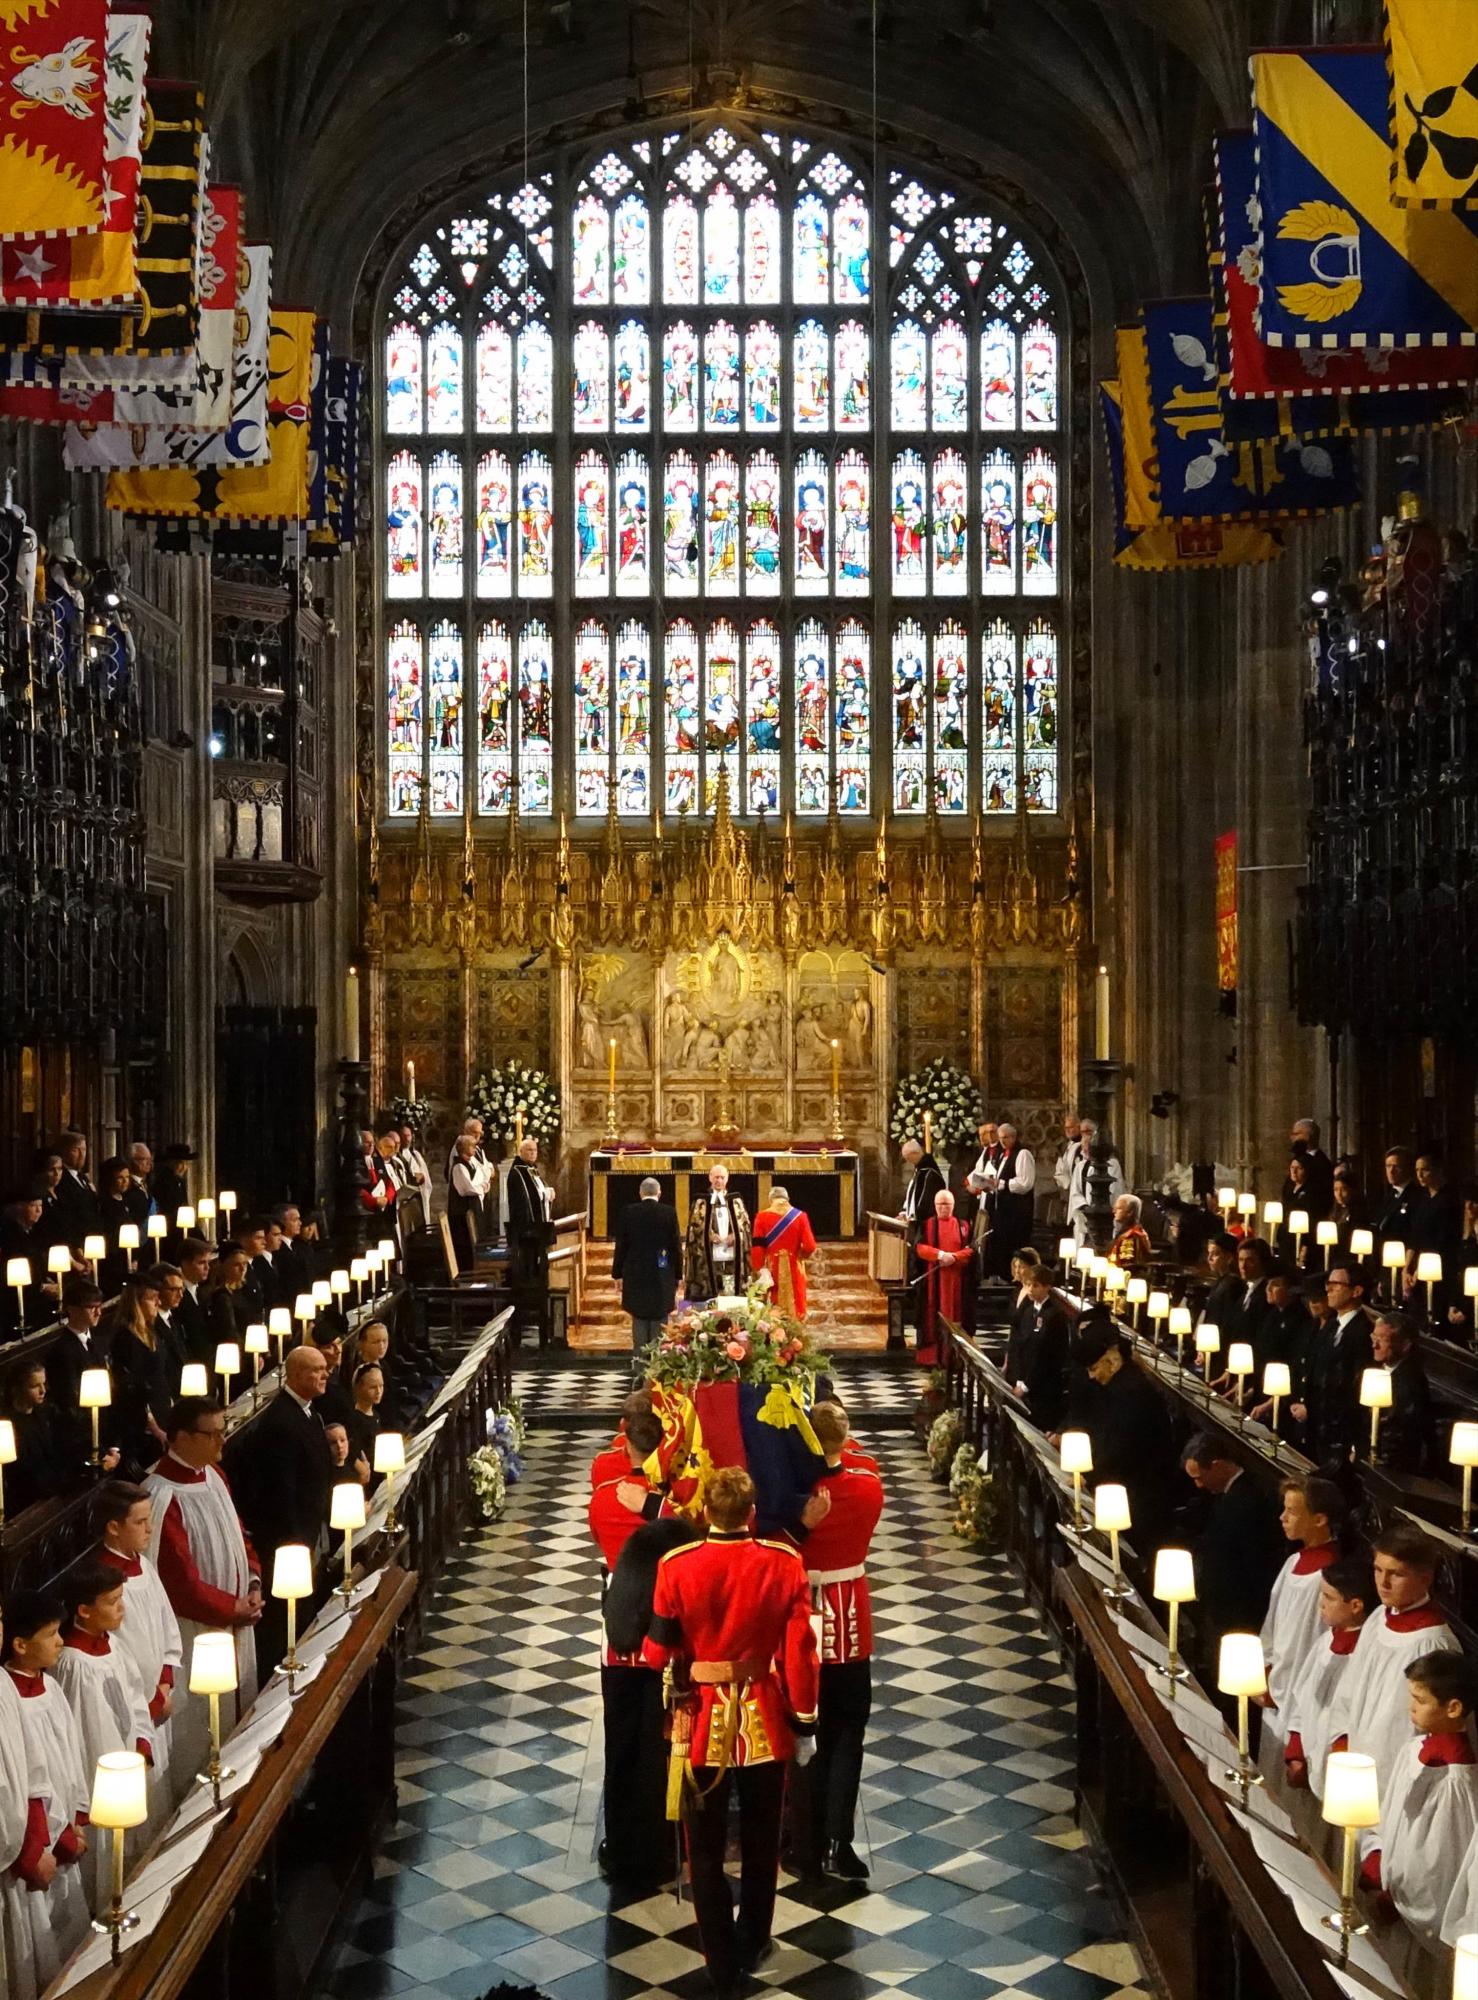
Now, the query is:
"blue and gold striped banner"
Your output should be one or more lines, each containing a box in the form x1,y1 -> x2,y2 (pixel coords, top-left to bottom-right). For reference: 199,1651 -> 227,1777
1099,372 -> 1283,572
1385,0 -> 1478,209
1253,45 -> 1478,347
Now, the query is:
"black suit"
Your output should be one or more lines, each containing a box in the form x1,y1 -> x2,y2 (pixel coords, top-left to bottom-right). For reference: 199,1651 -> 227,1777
176,1286 -> 212,1365
226,1389 -> 333,1560
1306,1309 -> 1373,1466
902,1156 -> 946,1244
51,1170 -> 99,1248
506,1160 -> 555,1298
1199,1272 -> 1245,1338
1005,1294 -> 1072,1431
1379,1352 -> 1437,1476
1190,1472 -> 1288,1660
251,1252 -> 293,1313
1235,1279 -> 1278,1364
1377,1182 -> 1426,1242
611,1198 -> 683,1326
1065,1361 -> 1178,1556
45,1324 -> 111,1414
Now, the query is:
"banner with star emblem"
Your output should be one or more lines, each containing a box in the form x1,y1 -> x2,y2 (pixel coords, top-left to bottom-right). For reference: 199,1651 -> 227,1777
1252,46 -> 1478,347
0,13 -> 150,306
0,0 -> 109,241
1142,297 -> 1360,521
1385,0 -> 1478,208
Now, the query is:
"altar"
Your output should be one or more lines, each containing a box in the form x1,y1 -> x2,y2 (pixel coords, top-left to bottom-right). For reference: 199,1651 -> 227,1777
588,1148 -> 861,1240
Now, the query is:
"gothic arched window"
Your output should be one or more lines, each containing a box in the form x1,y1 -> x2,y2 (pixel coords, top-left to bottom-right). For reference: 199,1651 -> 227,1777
378,122 -> 1064,822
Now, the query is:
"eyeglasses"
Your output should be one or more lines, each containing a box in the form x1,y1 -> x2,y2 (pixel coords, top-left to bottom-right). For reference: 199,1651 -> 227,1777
192,1424 -> 226,1441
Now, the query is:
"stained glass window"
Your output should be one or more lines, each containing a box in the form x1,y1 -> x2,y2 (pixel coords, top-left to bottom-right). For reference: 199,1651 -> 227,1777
379,129 -> 1065,819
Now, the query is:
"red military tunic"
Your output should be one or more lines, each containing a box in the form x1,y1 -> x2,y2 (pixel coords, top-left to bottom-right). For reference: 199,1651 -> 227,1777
642,1529 -> 819,1765
800,1463 -> 884,1663
590,1442 -> 631,1489
588,1472 -> 653,1573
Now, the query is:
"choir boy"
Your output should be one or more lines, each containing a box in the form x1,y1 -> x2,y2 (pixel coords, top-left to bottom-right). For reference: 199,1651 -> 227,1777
2,1593 -> 91,1987
0,1620 -> 46,2000
94,1481 -> 184,1806
1260,1475 -> 1344,1725
1361,1651 -> 1478,1946
1330,1523 -> 1458,1797
52,1561 -> 155,1907
1281,1556 -> 1374,1799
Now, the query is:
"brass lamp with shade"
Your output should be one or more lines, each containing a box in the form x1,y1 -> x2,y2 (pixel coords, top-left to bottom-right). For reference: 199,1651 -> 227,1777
1227,1341 -> 1255,1417
79,1367 -> 111,1463
1454,1935 -> 1478,2000
1415,1250 -> 1443,1319
1217,1185 -> 1236,1225
214,1342 -> 240,1407
1237,1192 -> 1257,1226
179,1362 -> 209,1397
83,1233 -> 107,1283
89,1749 -> 147,1962
1451,1422 -> 1478,1536
6,1254 -> 29,1331
1262,1200 -> 1284,1246
1094,1482 -> 1133,1601
1148,1290 -> 1170,1348
1056,1235 -> 1075,1276
1125,1275 -> 1148,1328
268,1305 -> 292,1363
1288,1209 -> 1309,1259
146,1214 -> 168,1249
330,1269 -> 351,1308
1466,1266 -> 1478,1317
1360,1367 -> 1393,1460
1059,1431 -> 1092,1532
1381,1237 -> 1407,1305
1262,1361 -> 1291,1437
349,1256 -> 368,1303
47,1242 -> 73,1285
1350,1227 -> 1375,1261
1322,1751 -> 1380,1961
1217,1633 -> 1267,1803
1152,1547 -> 1195,1692
330,1481 -> 366,1599
374,1432 -> 407,1531
196,1196 -> 216,1230
175,1204 -> 196,1235
188,1631 -> 237,1807
243,1324 -> 269,1405
1168,1304 -> 1193,1373
293,1292 -> 315,1338
1316,1219 -> 1339,1255
0,1417 -> 16,1526
376,1236 -> 396,1268
1194,1323 -> 1221,1400
117,1221 -> 139,1271
219,1191 -> 238,1228
311,1278 -> 332,1312
271,1543 -> 313,1681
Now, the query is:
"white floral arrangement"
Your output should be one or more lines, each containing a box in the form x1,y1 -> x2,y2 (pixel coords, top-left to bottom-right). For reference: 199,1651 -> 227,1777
468,1443 -> 507,1522
890,1058 -> 983,1150
467,1062 -> 561,1143
1156,1161 -> 1239,1201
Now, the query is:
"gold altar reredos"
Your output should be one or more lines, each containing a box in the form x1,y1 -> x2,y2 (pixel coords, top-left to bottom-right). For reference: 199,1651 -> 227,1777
361,770 -> 1086,1200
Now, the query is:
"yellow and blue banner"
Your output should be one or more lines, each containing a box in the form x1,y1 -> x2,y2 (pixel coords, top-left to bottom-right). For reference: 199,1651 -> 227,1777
646,1376 -> 824,1538
1252,46 -> 1478,347
1099,377 -> 1283,572
1385,0 -> 1478,209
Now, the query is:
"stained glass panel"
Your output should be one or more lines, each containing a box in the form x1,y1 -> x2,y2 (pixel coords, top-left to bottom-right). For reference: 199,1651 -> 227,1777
982,449 -> 1016,596
933,620 -> 969,813
795,450 -> 829,595
386,323 -> 422,433
793,320 -> 829,430
836,619 -> 870,812
518,619 -> 554,813
663,321 -> 698,431
794,619 -> 830,812
517,450 -> 554,597
793,191 -> 829,303
931,320 -> 968,430
475,450 -> 512,598
745,321 -> 781,429
1023,320 -> 1057,428
386,620 -> 423,814
891,451 -> 926,597
386,450 -> 423,598
664,451 -> 700,596
745,450 -> 781,595
834,319 -> 870,430
575,617 -> 611,813
574,451 -> 610,596
517,324 -> 553,430
475,322 -> 512,430
613,320 -> 649,428
892,620 -> 928,814
835,449 -> 870,598
615,451 -> 650,595
425,323 -> 464,434
573,194 -> 610,303
664,618 -> 700,812
477,622 -> 513,811
572,320 -> 609,430
981,618 -> 1016,774
891,321 -> 927,430
1023,619 -> 1058,811
704,320 -> 741,428
705,618 -> 742,806
615,619 -> 651,812
981,320 -> 1016,429
612,193 -> 650,303
744,194 -> 781,304
932,449 -> 968,597
427,453 -> 462,597
833,192 -> 870,301
705,452 -> 741,595
428,621 -> 464,814
664,196 -> 699,303
1022,448 -> 1058,595
745,619 -> 781,812
704,186 -> 740,302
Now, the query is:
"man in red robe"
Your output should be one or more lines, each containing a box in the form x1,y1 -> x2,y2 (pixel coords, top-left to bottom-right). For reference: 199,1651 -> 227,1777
914,1188 -> 976,1365
751,1187 -> 817,1320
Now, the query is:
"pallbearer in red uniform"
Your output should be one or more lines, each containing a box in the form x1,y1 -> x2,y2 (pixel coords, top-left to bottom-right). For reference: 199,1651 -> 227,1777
914,1187 -> 977,1365
799,1402 -> 884,1878
750,1187 -> 817,1320
643,1465 -> 819,1992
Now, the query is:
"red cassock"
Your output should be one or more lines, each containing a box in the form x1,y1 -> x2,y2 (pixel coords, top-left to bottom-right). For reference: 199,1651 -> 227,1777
642,1530 -> 819,1765
800,1463 -> 884,1664
750,1206 -> 817,1320
915,1215 -> 974,1365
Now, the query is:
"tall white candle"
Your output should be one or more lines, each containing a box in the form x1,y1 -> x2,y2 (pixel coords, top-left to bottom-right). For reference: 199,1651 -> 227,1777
345,966 -> 361,1063
1094,964 -> 1110,1060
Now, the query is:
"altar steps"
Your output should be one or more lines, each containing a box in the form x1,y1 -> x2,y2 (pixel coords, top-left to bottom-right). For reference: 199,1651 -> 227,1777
569,1234 -> 891,1352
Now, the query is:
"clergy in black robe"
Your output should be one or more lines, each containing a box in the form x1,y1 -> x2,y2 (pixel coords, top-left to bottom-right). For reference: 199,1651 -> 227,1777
507,1139 -> 557,1309
898,1139 -> 946,1309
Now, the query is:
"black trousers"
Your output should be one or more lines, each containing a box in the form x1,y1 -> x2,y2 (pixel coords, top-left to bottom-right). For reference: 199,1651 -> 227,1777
815,1659 -> 872,1850
684,1761 -> 786,1981
600,1665 -> 671,1882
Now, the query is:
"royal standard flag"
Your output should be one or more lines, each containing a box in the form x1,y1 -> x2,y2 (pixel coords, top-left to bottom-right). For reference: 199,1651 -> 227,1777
1385,0 -> 1478,208
1253,46 -> 1478,347
0,0 -> 109,241
1143,298 -> 1359,523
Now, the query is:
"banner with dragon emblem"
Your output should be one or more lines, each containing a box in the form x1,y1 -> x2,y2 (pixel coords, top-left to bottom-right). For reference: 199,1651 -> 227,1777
1385,0 -> 1478,209
1142,298 -> 1359,522
0,0 -> 109,241
1252,46 -> 1478,348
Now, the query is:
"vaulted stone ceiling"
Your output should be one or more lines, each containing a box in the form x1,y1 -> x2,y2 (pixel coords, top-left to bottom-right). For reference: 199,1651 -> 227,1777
149,0 -> 1335,322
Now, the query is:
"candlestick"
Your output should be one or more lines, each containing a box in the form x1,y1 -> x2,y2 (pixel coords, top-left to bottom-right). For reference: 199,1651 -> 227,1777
406,1058 -> 416,1101
345,965 -> 361,1063
514,1106 -> 524,1145
606,1036 -> 619,1143
922,1110 -> 933,1158
829,1038 -> 843,1142
1094,963 -> 1110,1060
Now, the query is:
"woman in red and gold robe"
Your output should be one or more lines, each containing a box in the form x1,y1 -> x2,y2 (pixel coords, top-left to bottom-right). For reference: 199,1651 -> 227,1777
915,1189 -> 977,1366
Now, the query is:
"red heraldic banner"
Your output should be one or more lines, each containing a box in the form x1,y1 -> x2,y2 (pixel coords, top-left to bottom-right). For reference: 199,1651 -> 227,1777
0,0 -> 110,241
1215,830 -> 1238,995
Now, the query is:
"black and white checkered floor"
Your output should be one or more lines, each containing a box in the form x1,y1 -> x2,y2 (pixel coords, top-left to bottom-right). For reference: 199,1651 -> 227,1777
322,1400 -> 1155,2000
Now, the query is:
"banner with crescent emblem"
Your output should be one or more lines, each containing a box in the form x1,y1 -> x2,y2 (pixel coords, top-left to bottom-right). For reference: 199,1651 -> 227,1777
308,355 -> 363,548
1385,0 -> 1478,208
0,0 -> 109,241
1142,298 -> 1359,522
1252,46 -> 1478,347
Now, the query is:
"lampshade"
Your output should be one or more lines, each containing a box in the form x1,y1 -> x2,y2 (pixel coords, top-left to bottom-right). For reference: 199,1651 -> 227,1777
1095,1483 -> 1131,1533
79,1367 -> 111,1410
5,1255 -> 30,1288
1350,1227 -> 1374,1258
0,1418 -> 16,1466
312,1280 -> 332,1308
1382,1238 -> 1407,1270
47,1243 -> 72,1276
365,1249 -> 383,1273
1449,1422 -> 1478,1471
330,1269 -> 350,1297
1454,1935 -> 1478,2000
1153,1548 -> 1196,1604
1416,1251 -> 1444,1283
1322,1750 -> 1380,1829
196,1197 -> 216,1223
179,1363 -> 208,1396
214,1342 -> 241,1378
1467,1268 -> 1478,1301
219,1190 -> 237,1213
1194,1324 -> 1221,1357
1169,1305 -> 1193,1338
1263,1361 -> 1292,1398
1104,1265 -> 1126,1295
146,1214 -> 168,1241
89,1750 -> 148,1831
1237,1193 -> 1257,1217
1288,1209 -> 1309,1236
1218,1632 -> 1268,1699
176,1205 -> 196,1231
330,1481 -> 367,1531
82,1233 -> 107,1264
1316,1220 -> 1340,1247
1227,1342 -> 1255,1376
188,1630 -> 238,1696
1089,1256 -> 1109,1284
293,1292 -> 315,1322
1074,1247 -> 1094,1274
1125,1276 -> 1148,1305
1217,1186 -> 1236,1209
377,1238 -> 396,1262
1262,1201 -> 1284,1228
1059,1431 -> 1092,1474
374,1432 -> 407,1475
271,1543 -> 313,1600
349,1257 -> 368,1284
268,1306 -> 292,1340
117,1223 -> 139,1252
1360,1367 -> 1394,1411
243,1323 -> 269,1356
1056,1236 -> 1075,1266
1148,1289 -> 1170,1319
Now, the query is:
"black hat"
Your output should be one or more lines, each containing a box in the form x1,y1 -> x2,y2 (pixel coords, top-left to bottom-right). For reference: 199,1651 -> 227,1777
159,1143 -> 197,1163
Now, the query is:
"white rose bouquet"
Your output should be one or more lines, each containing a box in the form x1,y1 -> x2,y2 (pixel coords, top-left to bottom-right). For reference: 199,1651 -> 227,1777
467,1063 -> 561,1143
890,1059 -> 983,1149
